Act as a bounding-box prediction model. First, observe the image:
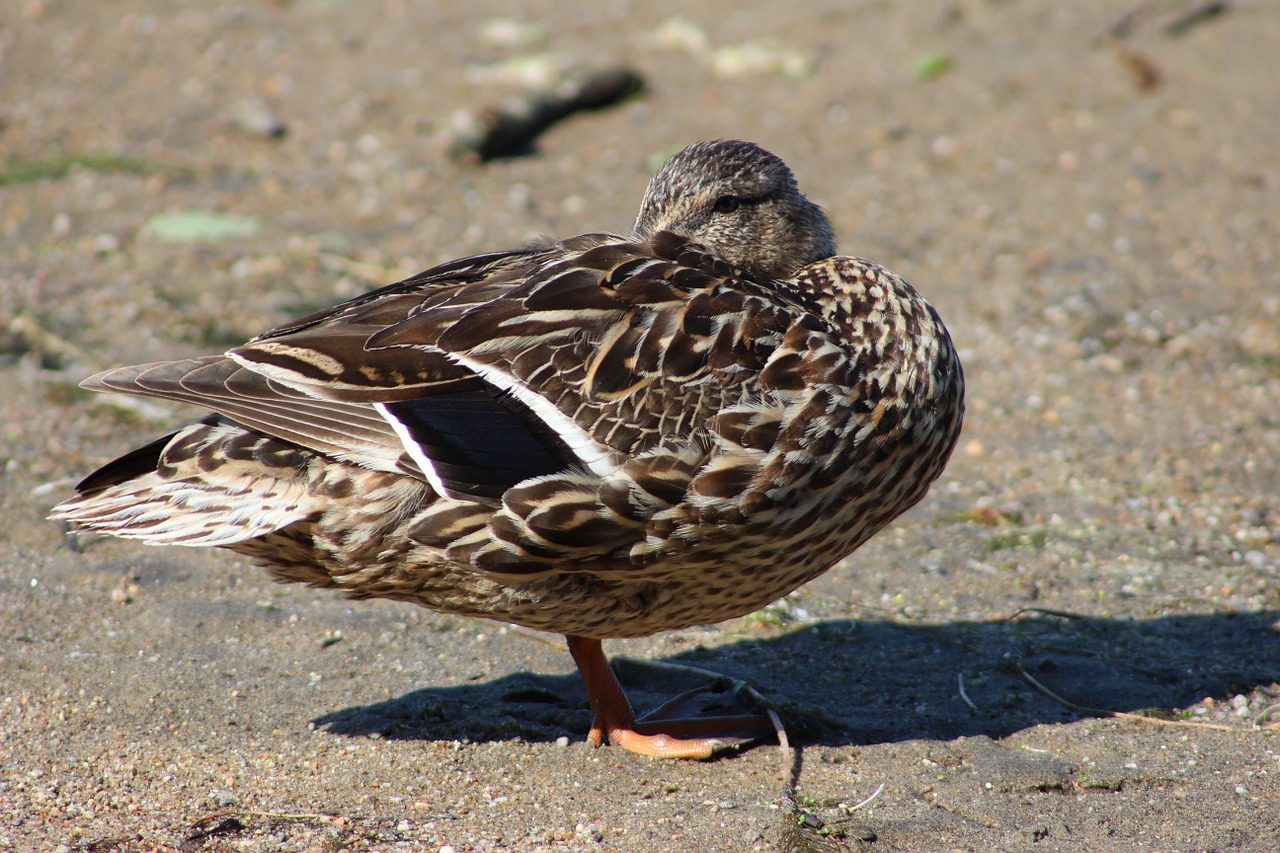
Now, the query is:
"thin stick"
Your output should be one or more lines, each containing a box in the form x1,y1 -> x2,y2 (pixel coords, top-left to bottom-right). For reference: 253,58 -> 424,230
190,809 -> 345,829
957,672 -> 978,712
1006,607 -> 1087,622
1164,1 -> 1229,37
842,782 -> 886,813
1017,663 -> 1241,732
1252,704 -> 1280,730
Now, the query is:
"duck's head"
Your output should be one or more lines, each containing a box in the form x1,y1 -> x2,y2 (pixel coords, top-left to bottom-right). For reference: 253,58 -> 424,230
630,140 -> 837,280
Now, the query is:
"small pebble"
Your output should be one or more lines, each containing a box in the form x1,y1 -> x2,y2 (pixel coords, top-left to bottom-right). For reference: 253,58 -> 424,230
229,96 -> 288,139
650,16 -> 709,53
575,822 -> 604,842
710,42 -> 813,80
477,18 -> 545,48
555,735 -> 570,747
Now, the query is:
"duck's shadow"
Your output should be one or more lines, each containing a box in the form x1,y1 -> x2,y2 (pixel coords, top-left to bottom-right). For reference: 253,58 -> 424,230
313,611 -> 1280,747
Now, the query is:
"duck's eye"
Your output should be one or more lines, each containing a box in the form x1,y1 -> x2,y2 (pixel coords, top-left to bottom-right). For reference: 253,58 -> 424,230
712,195 -> 741,214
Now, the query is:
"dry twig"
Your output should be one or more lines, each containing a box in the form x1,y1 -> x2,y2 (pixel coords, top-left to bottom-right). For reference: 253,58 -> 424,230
958,672 -> 979,712
1017,662 -> 1245,732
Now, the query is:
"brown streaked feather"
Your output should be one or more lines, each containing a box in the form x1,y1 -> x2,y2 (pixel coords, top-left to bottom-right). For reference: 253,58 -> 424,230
250,248 -> 536,342
83,358 -> 418,476
55,418 -> 329,547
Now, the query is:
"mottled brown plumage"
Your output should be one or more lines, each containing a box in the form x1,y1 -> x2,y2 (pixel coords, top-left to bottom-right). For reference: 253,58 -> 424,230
53,141 -> 964,758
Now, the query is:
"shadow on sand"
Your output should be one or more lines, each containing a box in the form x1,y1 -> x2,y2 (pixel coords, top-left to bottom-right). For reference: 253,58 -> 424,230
313,610 -> 1280,748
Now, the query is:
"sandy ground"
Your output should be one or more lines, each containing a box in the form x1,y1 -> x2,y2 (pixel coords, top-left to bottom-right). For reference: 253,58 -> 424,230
3,1 -> 1279,850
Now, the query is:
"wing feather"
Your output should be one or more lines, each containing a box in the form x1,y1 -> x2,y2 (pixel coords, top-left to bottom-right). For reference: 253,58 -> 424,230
69,230 -> 827,579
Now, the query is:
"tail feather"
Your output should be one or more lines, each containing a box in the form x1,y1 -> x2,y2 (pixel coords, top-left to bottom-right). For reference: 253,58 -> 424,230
51,419 -> 323,547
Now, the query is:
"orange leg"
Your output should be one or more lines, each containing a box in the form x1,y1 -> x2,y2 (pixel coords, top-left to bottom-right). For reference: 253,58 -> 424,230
566,635 -> 774,760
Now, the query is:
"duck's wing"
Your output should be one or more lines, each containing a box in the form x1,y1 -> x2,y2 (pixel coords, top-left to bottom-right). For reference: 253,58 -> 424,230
80,231 -> 807,572
80,243 -> 582,498
354,230 -> 804,574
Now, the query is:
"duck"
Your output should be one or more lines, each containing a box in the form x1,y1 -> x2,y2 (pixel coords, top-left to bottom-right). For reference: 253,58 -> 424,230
53,140 -> 965,759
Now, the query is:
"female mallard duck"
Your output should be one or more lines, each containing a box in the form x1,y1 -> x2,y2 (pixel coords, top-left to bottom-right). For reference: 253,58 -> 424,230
54,140 -> 964,759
